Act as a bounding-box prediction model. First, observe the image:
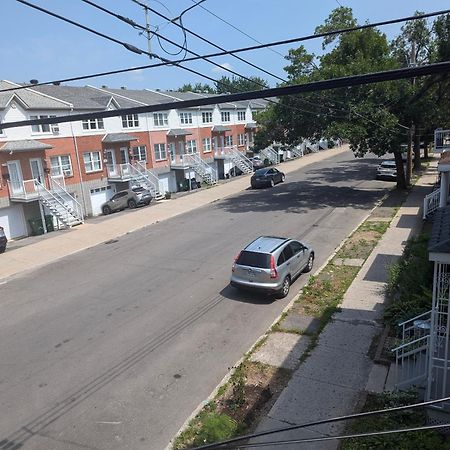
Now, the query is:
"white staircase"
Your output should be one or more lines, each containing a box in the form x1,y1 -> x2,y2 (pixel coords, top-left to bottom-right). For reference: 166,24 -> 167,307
305,140 -> 319,153
423,189 -> 440,220
392,311 -> 432,390
291,145 -> 304,158
134,161 -> 165,200
184,153 -> 218,185
38,177 -> 84,228
260,146 -> 279,164
228,146 -> 253,174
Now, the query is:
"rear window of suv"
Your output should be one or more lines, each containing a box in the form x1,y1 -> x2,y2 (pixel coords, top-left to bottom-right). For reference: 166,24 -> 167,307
236,251 -> 271,268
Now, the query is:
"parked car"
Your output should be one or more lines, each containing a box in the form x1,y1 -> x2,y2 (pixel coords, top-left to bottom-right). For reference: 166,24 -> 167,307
376,160 -> 397,180
0,226 -> 7,253
250,167 -> 285,188
102,188 -> 152,215
230,236 -> 314,298
250,156 -> 264,170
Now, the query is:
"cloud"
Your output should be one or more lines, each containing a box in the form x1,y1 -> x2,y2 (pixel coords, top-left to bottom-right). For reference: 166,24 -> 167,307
129,69 -> 146,82
212,62 -> 234,73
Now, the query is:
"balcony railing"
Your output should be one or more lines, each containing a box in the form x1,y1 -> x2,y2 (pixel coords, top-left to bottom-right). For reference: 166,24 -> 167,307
8,179 -> 43,200
423,189 -> 440,220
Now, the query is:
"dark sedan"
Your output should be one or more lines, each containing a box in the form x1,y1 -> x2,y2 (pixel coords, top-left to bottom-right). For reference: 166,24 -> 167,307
0,226 -> 7,253
250,167 -> 285,188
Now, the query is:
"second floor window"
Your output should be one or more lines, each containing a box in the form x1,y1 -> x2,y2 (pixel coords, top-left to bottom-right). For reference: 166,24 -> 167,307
153,113 -> 168,127
221,111 -> 230,122
225,135 -> 233,146
132,145 -> 147,161
202,137 -> 211,152
202,112 -> 212,123
83,151 -> 102,173
122,114 -> 139,128
30,115 -> 56,133
180,112 -> 193,125
82,118 -> 104,130
154,143 -> 166,160
50,155 -> 73,176
186,140 -> 197,154
237,111 -> 246,121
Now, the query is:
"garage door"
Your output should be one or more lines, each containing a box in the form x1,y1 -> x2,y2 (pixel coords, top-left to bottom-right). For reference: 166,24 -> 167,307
90,185 -> 114,216
0,204 -> 27,239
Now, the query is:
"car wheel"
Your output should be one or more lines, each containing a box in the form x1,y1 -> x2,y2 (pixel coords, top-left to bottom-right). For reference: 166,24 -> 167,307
304,253 -> 314,273
0,247 -> 5,254
102,205 -> 111,215
251,183 -> 256,189
270,179 -> 275,187
277,276 -> 290,299
128,199 -> 137,209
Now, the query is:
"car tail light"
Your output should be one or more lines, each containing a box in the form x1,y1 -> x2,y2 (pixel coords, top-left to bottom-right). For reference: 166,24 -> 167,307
232,251 -> 242,272
270,255 -> 278,279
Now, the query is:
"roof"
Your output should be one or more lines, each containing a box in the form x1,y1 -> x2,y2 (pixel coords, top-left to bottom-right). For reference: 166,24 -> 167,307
211,125 -> 231,132
245,122 -> 257,129
429,207 -> 450,259
102,133 -> 138,143
245,236 -> 289,254
167,128 -> 192,137
0,139 -> 53,152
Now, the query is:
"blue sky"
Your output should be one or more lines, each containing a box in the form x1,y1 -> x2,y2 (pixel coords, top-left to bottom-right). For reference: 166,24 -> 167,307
2,0 -> 449,91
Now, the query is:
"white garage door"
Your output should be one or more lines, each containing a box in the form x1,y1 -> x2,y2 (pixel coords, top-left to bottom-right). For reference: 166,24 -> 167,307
90,185 -> 114,216
0,204 -> 27,239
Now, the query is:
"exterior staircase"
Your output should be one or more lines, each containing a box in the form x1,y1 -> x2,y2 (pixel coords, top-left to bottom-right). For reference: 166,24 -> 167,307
260,146 -> 279,165
291,145 -> 304,158
134,161 -> 165,200
184,153 -> 218,185
39,177 -> 84,228
228,146 -> 253,174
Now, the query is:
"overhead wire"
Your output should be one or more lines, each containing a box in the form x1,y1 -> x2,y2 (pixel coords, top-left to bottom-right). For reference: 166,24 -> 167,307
2,60 -> 449,131
3,7 -> 449,93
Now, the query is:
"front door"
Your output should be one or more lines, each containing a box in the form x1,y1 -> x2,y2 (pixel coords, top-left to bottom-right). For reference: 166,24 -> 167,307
178,141 -> 185,163
7,161 -> 24,195
168,142 -> 175,163
105,149 -> 117,176
120,147 -> 129,164
30,158 -> 44,186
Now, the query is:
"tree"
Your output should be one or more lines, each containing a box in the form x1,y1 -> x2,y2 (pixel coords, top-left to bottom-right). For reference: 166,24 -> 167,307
177,82 -> 215,93
214,75 -> 268,94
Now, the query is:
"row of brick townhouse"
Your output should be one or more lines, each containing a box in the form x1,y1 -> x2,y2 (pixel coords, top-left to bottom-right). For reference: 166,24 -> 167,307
0,80 -> 266,239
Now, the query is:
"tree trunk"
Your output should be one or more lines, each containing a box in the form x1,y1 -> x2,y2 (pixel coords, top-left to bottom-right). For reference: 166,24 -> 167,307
413,131 -> 421,171
394,151 -> 407,189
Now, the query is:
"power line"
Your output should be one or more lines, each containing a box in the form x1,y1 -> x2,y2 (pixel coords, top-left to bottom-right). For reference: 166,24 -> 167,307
2,61 -> 449,130
3,8 -> 449,93
190,0 -> 286,59
196,423 -> 450,449
190,395 -> 450,450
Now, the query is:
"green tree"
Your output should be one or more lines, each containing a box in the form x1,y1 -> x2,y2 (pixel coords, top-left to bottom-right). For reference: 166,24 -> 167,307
177,82 -> 215,93
214,75 -> 268,94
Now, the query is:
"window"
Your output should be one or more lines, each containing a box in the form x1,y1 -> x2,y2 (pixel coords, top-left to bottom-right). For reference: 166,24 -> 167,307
225,135 -> 233,146
30,115 -> 56,133
289,241 -> 303,255
122,114 -> 139,128
237,111 -> 246,121
83,151 -> 102,173
202,137 -> 211,153
221,111 -> 230,122
50,155 -> 73,176
153,112 -> 168,127
281,245 -> 294,262
180,112 -> 193,125
186,140 -> 197,154
132,145 -> 147,161
236,251 -> 271,269
238,133 -> 246,146
154,143 -> 166,160
202,112 -> 212,123
82,118 -> 104,130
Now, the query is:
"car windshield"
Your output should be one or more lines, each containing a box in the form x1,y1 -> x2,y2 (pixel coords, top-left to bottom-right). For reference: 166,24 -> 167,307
254,168 -> 269,176
236,251 -> 271,268
132,187 -> 146,193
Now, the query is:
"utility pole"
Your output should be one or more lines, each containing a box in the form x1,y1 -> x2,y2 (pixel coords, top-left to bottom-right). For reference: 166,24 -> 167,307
406,40 -> 416,187
138,1 -> 152,59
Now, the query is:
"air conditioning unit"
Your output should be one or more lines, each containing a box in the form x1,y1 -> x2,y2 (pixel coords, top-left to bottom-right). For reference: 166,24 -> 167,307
51,124 -> 60,134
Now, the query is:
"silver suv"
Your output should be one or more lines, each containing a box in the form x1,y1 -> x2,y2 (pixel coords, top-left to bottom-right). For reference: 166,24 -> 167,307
102,188 -> 152,215
230,236 -> 314,298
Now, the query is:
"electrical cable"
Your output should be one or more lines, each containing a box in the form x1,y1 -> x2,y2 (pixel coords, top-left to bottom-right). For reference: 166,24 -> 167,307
189,395 -> 450,450
2,60 -> 449,131
4,7 -> 449,93
193,423 -> 450,449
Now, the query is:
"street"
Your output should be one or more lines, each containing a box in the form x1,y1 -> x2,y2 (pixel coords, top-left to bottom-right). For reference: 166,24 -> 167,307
0,151 -> 392,450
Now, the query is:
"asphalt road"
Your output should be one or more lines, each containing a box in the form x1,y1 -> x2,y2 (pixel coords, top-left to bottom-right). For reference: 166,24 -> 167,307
0,152 -> 393,450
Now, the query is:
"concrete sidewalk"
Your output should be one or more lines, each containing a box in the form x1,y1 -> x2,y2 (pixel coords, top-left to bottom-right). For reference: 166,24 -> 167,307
0,146 -> 349,282
249,161 -> 438,449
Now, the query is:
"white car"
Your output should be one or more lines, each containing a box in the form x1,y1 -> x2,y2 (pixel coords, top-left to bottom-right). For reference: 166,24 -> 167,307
376,160 -> 397,180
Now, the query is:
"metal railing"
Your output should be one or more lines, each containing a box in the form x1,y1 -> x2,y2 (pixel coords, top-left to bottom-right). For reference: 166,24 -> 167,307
183,153 -> 218,184
49,176 -> 84,223
423,189 -> 440,219
7,179 -> 43,199
106,163 -> 133,179
260,146 -> 279,164
134,161 -> 165,195
392,310 -> 432,390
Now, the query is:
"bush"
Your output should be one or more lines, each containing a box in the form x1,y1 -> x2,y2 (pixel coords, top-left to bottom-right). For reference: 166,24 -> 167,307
192,413 -> 238,446
384,233 -> 433,327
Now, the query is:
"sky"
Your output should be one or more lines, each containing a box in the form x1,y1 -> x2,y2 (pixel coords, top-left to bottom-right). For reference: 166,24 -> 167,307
2,0 -> 449,91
